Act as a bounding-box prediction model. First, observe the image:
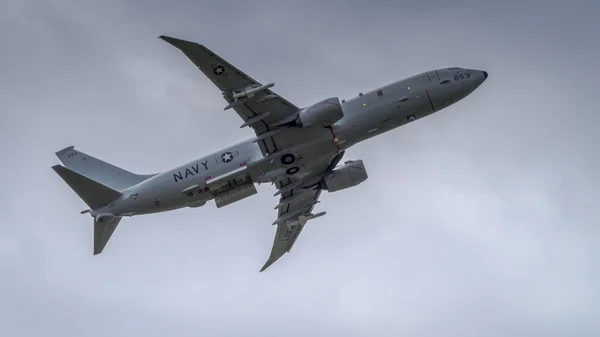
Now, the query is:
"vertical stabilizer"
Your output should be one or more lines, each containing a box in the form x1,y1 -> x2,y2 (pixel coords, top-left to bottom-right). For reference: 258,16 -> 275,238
94,217 -> 121,255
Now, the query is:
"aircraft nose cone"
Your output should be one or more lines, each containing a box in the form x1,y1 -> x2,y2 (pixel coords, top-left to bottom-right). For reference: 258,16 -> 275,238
483,71 -> 488,79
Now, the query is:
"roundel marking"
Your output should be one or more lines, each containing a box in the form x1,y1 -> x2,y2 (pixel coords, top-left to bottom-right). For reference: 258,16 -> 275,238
221,152 -> 234,163
280,153 -> 296,165
213,65 -> 225,75
286,167 -> 300,175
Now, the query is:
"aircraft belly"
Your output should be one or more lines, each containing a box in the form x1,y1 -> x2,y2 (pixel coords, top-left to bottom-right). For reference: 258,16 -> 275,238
247,134 -> 339,184
114,140 -> 265,214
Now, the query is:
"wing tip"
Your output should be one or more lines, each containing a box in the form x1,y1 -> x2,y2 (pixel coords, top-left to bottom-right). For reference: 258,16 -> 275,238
159,35 -> 180,46
259,260 -> 273,272
159,35 -> 203,49
260,250 -> 288,272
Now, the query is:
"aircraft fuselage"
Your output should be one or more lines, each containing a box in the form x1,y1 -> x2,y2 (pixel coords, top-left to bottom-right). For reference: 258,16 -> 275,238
96,67 -> 487,218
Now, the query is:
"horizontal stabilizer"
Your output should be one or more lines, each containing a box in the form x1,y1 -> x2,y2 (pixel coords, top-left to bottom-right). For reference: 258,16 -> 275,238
94,216 -> 121,255
52,165 -> 122,210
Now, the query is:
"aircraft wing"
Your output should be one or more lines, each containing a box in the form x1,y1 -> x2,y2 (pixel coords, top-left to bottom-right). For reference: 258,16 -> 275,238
159,35 -> 300,156
260,151 -> 346,272
261,186 -> 324,272
160,35 -> 346,271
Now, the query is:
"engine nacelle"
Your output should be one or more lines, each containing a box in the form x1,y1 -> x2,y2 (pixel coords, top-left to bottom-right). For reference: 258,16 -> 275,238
297,97 -> 344,127
322,160 -> 368,192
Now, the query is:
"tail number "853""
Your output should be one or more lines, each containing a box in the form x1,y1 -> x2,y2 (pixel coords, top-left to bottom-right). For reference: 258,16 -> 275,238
454,72 -> 471,81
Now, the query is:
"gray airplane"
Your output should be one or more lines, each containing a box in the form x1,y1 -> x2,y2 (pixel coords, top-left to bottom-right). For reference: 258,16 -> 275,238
52,35 -> 488,271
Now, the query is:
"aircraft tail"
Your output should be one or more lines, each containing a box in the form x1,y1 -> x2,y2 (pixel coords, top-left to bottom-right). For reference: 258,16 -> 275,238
52,164 -> 125,255
55,146 -> 155,191
94,216 -> 122,255
52,165 -> 122,210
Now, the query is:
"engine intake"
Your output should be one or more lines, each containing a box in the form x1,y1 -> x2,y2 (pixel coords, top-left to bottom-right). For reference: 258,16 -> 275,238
297,97 -> 344,127
323,160 -> 368,192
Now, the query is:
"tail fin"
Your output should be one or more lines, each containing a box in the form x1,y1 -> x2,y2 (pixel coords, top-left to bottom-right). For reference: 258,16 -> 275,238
55,146 -> 155,191
52,164 -> 124,255
94,216 -> 121,255
52,165 -> 122,209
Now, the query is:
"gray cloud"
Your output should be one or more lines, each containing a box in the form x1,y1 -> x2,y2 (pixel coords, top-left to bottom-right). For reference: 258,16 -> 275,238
1,0 -> 599,336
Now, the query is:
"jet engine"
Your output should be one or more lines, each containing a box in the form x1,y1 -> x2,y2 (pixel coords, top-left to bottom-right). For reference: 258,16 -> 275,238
297,97 -> 344,127
322,160 -> 368,192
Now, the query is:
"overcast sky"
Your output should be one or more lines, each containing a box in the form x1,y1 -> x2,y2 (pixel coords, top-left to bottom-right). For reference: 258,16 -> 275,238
1,0 -> 599,336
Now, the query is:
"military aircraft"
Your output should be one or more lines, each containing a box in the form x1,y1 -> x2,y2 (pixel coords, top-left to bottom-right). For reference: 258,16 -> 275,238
52,35 -> 488,271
